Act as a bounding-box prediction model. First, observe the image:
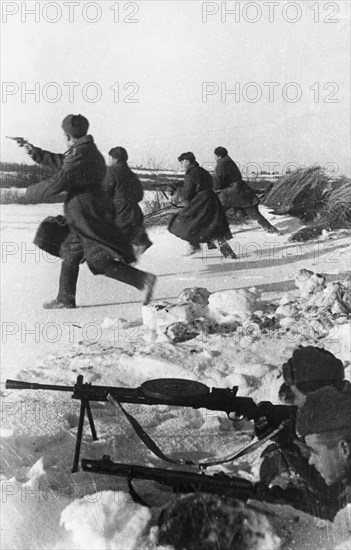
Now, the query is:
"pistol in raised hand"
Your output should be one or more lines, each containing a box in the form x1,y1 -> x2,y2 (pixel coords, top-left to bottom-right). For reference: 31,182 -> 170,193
6,136 -> 28,147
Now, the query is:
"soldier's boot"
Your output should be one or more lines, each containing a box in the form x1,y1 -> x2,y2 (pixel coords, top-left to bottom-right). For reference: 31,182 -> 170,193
103,260 -> 157,306
183,243 -> 201,256
207,241 -> 217,251
44,259 -> 78,309
142,273 -> 157,306
133,233 -> 153,258
265,226 -> 280,235
43,299 -> 76,309
218,239 -> 237,260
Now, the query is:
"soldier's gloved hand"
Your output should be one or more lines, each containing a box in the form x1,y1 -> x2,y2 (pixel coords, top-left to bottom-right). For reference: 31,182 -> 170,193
169,184 -> 177,196
270,483 -> 302,505
24,143 -> 34,155
254,416 -> 273,439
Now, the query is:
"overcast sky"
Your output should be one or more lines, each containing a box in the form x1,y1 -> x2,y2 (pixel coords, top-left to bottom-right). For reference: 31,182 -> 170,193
1,0 -> 350,175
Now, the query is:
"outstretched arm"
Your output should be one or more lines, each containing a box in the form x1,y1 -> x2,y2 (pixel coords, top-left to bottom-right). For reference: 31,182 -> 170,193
25,150 -> 85,203
26,144 -> 65,170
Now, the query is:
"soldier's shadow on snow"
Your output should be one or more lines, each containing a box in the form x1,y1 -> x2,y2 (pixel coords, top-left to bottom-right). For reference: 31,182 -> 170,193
200,240 -> 350,274
78,238 -> 349,308
155,238 -> 349,279
229,213 -> 303,236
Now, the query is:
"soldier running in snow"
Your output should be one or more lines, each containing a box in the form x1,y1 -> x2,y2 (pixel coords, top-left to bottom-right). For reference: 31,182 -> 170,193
20,114 -> 156,309
168,152 -> 237,259
213,147 -> 279,234
104,146 -> 152,259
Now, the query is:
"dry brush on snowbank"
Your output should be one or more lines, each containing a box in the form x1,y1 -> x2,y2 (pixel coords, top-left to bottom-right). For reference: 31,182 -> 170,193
263,167 -> 351,242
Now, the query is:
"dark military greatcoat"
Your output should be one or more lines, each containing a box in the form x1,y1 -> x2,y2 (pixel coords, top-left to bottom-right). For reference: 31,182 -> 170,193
168,162 -> 231,243
103,160 -> 145,243
26,135 -> 136,269
214,155 -> 259,210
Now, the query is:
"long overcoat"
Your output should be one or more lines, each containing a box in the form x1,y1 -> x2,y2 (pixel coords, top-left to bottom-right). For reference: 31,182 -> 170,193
25,135 -> 136,269
168,162 -> 231,243
103,161 -> 145,242
214,155 -> 259,210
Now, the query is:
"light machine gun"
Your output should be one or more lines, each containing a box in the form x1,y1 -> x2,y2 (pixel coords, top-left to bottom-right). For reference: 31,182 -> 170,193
82,455 -> 329,518
6,376 -> 297,472
82,454 -> 285,504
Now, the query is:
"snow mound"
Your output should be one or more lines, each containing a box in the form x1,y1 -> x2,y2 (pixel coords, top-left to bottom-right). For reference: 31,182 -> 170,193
208,287 -> 263,324
60,491 -> 151,549
1,458 -> 70,550
142,287 -> 267,343
274,270 -> 351,342
294,268 -> 326,297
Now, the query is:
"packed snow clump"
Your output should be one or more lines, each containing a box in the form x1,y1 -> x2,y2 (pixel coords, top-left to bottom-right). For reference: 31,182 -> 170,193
60,491 -> 151,550
142,287 -> 271,342
142,274 -> 351,346
274,269 -> 351,342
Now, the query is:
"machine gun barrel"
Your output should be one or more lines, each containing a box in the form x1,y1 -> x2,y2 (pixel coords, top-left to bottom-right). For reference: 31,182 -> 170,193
5,377 -> 144,402
6,379 -> 74,392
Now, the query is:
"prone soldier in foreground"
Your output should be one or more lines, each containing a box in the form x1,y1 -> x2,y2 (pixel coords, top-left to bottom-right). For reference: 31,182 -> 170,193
154,493 -> 282,550
296,384 -> 351,511
257,346 -> 348,519
258,347 -> 346,483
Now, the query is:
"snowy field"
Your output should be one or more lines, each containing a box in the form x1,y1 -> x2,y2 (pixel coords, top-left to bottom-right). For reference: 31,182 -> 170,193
1,203 -> 351,549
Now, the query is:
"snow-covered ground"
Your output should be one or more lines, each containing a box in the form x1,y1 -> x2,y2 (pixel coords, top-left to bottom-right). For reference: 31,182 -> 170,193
1,203 -> 350,549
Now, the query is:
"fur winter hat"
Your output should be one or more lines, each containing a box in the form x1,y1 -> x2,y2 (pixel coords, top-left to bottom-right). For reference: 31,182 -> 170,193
214,146 -> 228,158
62,114 -> 89,138
178,152 -> 196,163
282,346 -> 344,386
109,146 -> 128,162
296,385 -> 351,437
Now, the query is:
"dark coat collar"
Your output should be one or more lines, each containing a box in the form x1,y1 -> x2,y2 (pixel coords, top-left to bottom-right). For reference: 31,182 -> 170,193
73,135 -> 94,147
186,161 -> 199,173
65,135 -> 94,155
217,155 -> 230,163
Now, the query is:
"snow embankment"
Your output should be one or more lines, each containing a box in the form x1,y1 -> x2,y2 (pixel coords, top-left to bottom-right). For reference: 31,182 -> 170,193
1,265 -> 351,549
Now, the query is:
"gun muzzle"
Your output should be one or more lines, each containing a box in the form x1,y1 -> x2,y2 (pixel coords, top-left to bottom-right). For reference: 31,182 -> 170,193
6,379 -> 42,390
5,137 -> 27,146
5,379 -> 74,392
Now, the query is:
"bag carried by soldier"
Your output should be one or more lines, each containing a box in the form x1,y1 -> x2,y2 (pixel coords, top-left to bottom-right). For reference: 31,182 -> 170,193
33,215 -> 70,257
